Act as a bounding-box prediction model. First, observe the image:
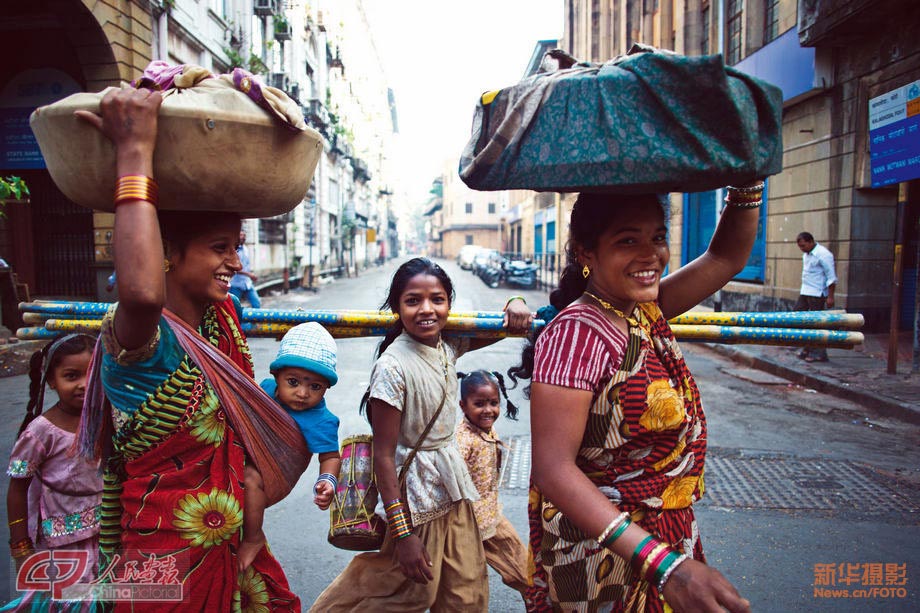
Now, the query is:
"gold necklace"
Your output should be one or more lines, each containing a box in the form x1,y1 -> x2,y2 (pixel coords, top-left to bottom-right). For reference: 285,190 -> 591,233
583,291 -> 640,327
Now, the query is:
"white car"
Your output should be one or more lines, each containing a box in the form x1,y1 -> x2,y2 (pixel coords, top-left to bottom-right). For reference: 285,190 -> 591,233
457,245 -> 484,270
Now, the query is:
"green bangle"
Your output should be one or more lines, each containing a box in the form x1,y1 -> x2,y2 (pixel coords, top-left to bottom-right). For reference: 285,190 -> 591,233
504,296 -> 526,310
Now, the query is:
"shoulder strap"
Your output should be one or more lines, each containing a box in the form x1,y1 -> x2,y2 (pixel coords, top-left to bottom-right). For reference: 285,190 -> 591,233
397,383 -> 448,486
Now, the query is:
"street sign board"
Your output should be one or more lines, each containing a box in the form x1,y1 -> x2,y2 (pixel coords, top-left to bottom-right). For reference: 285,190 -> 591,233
869,79 -> 920,187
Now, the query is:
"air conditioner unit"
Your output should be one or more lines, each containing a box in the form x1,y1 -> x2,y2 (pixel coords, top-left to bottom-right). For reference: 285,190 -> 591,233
270,73 -> 291,93
254,0 -> 278,17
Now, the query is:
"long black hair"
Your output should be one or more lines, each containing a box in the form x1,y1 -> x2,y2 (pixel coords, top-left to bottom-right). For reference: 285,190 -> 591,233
360,257 -> 455,416
457,369 -> 519,420
20,333 -> 96,437
507,192 -> 667,394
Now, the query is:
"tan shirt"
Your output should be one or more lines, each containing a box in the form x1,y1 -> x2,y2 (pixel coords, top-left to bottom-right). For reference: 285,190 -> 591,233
455,419 -> 504,539
369,332 -> 478,526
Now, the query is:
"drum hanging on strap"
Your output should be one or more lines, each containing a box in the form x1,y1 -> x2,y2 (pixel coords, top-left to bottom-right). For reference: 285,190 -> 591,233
328,434 -> 386,551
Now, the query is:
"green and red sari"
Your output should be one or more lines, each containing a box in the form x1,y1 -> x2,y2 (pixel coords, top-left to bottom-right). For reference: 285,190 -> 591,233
87,297 -> 305,611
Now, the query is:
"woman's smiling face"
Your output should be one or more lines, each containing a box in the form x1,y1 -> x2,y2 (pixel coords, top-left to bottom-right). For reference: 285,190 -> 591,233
397,273 -> 451,347
167,216 -> 243,306
579,202 -> 669,312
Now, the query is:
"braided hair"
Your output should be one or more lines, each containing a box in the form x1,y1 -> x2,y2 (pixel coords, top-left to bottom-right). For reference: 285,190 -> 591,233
360,257 -> 456,417
20,333 -> 96,437
457,369 -> 519,421
507,192 -> 667,395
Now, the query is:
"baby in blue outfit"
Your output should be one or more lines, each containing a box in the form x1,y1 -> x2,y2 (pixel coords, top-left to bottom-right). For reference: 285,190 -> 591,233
239,322 -> 341,570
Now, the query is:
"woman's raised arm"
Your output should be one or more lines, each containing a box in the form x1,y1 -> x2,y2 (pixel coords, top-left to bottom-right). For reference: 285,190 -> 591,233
75,88 -> 165,349
658,183 -> 763,319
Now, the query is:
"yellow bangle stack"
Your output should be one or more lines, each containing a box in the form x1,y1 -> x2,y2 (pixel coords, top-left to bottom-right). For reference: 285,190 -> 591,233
114,175 -> 159,208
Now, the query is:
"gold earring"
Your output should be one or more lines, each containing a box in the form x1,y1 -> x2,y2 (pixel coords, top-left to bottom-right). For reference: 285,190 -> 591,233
582,264 -> 590,279
164,259 -> 171,273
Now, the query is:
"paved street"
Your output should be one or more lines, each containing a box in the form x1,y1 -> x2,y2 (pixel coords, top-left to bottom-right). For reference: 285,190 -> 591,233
0,256 -> 917,611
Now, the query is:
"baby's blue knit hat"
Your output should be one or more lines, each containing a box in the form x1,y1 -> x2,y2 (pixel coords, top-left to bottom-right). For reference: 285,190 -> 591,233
269,322 -> 338,386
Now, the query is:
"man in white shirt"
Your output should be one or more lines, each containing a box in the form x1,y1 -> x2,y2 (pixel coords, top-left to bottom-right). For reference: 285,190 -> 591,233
795,231 -> 837,362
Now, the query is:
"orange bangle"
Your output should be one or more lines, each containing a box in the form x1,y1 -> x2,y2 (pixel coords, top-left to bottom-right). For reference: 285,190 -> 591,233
114,175 -> 158,207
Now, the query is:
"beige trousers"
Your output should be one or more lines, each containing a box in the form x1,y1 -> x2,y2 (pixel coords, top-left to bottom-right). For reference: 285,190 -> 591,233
483,515 -> 530,595
310,500 -> 488,612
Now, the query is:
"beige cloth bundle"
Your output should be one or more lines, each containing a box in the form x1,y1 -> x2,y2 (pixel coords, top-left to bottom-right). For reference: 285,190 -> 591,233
30,70 -> 322,218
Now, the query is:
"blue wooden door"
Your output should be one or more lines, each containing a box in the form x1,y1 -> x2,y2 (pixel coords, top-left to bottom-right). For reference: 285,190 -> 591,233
682,188 -> 766,282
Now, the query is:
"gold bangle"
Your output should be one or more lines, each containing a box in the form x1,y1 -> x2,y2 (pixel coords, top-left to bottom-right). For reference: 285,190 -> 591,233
114,175 -> 159,207
7,517 -> 25,527
726,181 -> 765,194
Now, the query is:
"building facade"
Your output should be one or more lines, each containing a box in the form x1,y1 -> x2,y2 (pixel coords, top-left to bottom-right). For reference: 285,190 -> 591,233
553,0 -> 919,330
0,0 -> 399,330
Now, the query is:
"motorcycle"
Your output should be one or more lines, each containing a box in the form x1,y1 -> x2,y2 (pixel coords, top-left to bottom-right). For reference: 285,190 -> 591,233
500,257 -> 538,289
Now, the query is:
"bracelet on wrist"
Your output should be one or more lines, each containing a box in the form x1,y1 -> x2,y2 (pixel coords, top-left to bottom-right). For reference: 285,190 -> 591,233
384,498 -> 413,540
313,473 -> 338,494
595,511 -> 630,546
503,295 -> 526,310
114,175 -> 159,208
726,181 -> 765,194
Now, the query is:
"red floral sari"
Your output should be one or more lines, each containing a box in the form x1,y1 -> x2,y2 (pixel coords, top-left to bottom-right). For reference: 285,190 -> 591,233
95,298 -> 301,611
525,302 -> 707,613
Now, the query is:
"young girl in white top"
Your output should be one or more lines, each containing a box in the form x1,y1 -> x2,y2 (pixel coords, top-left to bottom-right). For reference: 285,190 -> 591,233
311,257 -> 531,612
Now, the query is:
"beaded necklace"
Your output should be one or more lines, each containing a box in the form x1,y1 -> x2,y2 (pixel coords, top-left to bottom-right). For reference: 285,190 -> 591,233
436,337 -> 450,383
583,291 -> 640,328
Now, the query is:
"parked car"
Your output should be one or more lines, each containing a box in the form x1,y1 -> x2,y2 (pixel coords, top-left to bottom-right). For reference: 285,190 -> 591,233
472,248 -> 500,277
457,245 -> 484,270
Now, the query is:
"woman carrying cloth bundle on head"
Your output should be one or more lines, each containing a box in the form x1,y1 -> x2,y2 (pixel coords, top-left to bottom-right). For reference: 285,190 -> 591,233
510,187 -> 763,613
73,86 -> 308,610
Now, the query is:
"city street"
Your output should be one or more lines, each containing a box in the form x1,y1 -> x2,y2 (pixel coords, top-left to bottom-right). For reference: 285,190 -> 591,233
0,257 -> 917,611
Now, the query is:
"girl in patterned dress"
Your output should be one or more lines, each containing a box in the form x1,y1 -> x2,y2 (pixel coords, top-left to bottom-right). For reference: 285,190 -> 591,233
510,187 -> 764,612
455,370 -> 529,598
311,258 -> 532,612
5,333 -> 101,611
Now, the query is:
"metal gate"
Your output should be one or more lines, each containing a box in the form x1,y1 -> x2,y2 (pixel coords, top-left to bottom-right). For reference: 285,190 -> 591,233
30,172 -> 95,297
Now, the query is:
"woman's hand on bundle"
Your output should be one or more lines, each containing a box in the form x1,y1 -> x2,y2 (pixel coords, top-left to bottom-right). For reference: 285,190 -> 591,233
75,87 -> 162,175
502,298 -> 533,334
395,534 -> 434,584
661,558 -> 751,613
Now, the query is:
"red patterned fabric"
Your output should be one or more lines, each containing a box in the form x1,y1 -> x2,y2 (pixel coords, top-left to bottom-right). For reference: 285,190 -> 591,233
99,297 -> 301,612
526,302 -> 707,612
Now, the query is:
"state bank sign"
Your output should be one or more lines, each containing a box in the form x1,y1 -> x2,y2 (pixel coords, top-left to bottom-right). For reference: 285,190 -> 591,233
869,79 -> 920,187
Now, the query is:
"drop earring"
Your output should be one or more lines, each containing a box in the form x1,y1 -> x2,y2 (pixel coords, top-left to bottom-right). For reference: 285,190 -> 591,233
582,264 -> 590,279
164,259 -> 172,273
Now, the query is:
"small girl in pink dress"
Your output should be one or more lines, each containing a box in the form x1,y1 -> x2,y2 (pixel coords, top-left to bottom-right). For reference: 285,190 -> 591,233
5,333 -> 102,609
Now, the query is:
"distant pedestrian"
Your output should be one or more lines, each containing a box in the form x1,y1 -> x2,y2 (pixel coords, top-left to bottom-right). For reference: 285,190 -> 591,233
231,229 -> 261,308
796,231 -> 837,362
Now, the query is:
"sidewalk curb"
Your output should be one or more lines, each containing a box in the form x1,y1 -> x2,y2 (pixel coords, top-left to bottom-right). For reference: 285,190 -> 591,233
699,343 -> 920,426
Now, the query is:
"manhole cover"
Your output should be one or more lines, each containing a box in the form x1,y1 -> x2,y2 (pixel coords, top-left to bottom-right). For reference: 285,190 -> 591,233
500,436 -> 531,490
499,437 -> 919,519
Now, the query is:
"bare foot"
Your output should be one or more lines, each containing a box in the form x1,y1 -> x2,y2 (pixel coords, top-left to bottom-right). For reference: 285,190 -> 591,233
238,536 -> 265,572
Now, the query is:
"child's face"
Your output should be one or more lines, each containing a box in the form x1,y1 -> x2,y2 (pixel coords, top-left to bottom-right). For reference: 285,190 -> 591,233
274,367 -> 329,411
461,383 -> 500,431
47,351 -> 92,413
397,273 -> 450,347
